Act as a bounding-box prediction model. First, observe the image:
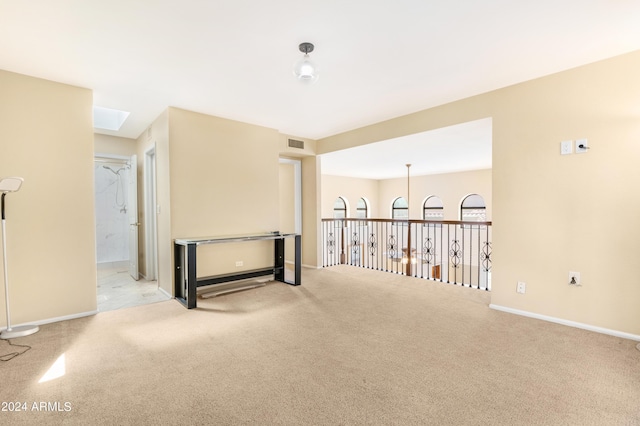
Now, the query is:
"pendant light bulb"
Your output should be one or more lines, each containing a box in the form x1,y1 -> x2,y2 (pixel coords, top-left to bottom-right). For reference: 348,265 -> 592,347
293,42 -> 319,84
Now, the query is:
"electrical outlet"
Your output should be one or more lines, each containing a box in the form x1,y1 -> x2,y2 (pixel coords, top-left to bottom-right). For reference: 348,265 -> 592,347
235,261 -> 243,267
569,271 -> 581,285
560,140 -> 573,155
516,281 -> 526,294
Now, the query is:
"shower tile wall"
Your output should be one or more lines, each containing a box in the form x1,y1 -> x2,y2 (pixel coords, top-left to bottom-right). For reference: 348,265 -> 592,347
95,163 -> 130,264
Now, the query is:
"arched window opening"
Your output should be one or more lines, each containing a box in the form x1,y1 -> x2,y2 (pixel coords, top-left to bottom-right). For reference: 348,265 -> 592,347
461,194 -> 486,222
392,197 -> 408,219
333,197 -> 347,219
356,197 -> 368,219
423,196 -> 444,221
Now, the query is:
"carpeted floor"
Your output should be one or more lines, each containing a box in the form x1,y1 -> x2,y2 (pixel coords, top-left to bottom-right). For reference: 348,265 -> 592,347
1,265 -> 639,425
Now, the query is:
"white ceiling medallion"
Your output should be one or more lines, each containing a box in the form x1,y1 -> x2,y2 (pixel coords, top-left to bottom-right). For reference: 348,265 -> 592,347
293,42 -> 319,84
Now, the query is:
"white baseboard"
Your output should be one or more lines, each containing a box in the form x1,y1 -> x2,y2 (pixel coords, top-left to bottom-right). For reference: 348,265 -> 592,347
302,263 -> 322,269
97,260 -> 128,270
489,304 -> 640,342
284,260 -> 322,269
0,310 -> 98,332
158,287 -> 172,299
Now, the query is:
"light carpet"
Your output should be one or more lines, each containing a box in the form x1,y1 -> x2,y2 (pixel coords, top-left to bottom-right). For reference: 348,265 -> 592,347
1,265 -> 639,425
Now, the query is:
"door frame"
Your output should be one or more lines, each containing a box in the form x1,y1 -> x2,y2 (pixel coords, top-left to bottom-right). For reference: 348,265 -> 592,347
128,154 -> 139,280
144,145 -> 158,281
279,157 -> 302,234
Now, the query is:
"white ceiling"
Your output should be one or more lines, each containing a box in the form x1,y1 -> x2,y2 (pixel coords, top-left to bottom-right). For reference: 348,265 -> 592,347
1,1 -> 640,171
321,118 -> 492,179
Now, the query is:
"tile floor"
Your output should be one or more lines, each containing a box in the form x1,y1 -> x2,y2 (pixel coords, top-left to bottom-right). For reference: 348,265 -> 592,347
97,262 -> 171,312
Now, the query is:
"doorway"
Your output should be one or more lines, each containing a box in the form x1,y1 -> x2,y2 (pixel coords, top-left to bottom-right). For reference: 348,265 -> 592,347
94,154 -> 167,311
279,158 -> 302,278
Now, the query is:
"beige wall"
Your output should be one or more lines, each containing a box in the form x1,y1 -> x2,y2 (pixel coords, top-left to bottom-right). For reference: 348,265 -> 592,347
279,134 -> 316,158
167,108 -> 281,277
136,111 -> 171,293
279,162 -> 296,263
378,169 -> 492,220
136,108 -> 323,293
490,53 -> 640,335
322,170 -> 491,221
302,156 -> 322,267
278,136 -> 319,267
0,70 -> 96,325
136,110 -> 173,295
321,175 -> 380,218
153,111 -> 172,293
94,134 -> 137,157
279,163 -> 296,234
318,50 -> 640,337
6,50 -> 637,338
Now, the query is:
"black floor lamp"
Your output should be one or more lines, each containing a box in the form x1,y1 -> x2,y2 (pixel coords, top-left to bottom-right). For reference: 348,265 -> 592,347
0,177 -> 39,339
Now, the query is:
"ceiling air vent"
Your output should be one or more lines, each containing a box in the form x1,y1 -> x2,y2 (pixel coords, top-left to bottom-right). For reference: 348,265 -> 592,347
288,139 -> 305,149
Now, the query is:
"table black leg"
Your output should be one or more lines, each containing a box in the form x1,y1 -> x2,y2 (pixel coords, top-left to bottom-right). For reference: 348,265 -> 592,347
174,242 -> 198,309
274,238 -> 285,283
174,243 -> 185,304
186,243 -> 197,308
294,234 -> 301,285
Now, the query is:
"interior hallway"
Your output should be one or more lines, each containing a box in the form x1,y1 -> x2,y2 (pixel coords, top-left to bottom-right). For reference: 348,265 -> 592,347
97,263 -> 170,312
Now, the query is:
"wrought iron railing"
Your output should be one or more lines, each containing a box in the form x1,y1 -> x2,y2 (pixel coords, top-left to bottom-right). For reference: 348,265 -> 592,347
321,218 -> 492,290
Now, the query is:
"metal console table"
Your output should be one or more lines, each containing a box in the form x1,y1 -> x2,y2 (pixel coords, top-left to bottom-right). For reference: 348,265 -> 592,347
174,232 -> 301,309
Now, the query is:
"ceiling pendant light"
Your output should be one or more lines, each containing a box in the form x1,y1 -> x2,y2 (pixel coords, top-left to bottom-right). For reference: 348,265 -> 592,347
293,42 -> 319,84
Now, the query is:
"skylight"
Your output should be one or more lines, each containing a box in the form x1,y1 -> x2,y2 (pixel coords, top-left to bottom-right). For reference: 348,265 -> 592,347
93,106 -> 130,131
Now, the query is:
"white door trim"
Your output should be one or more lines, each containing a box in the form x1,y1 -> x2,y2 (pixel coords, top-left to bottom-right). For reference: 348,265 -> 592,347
279,158 -> 302,234
144,145 -> 158,281
128,154 -> 139,280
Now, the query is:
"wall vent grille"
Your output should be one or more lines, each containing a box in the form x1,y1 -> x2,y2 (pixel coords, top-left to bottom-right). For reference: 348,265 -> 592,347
288,139 -> 304,149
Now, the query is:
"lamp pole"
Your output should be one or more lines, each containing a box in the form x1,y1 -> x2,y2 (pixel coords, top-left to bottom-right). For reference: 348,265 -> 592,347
0,177 -> 39,339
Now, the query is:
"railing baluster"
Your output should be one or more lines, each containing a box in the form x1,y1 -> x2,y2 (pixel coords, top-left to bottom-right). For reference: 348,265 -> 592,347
321,218 -> 491,291
419,222 -> 424,279
462,224 -> 466,286
477,224 -> 481,289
